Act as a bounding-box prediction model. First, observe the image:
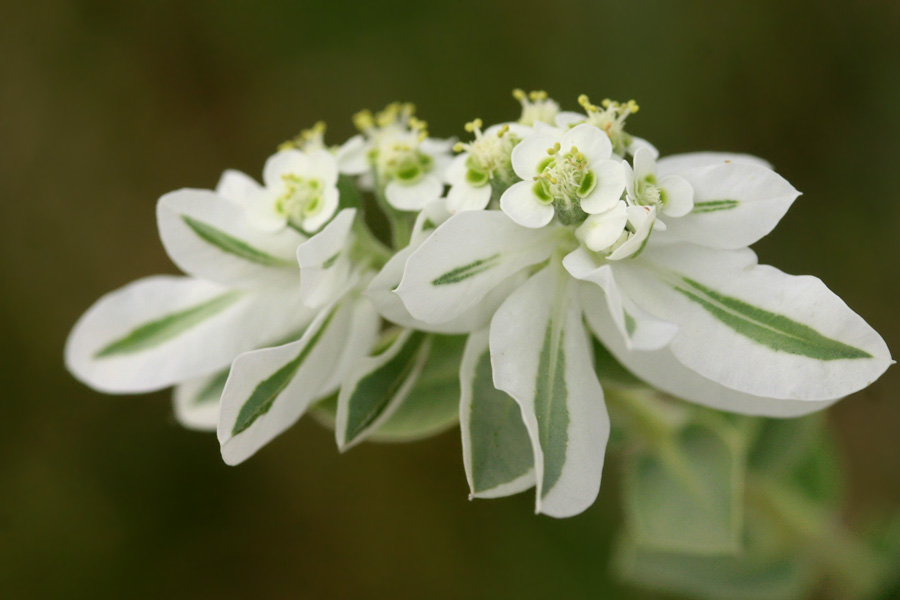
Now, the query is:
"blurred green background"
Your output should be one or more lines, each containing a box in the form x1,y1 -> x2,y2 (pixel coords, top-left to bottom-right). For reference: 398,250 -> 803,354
1,1 -> 898,598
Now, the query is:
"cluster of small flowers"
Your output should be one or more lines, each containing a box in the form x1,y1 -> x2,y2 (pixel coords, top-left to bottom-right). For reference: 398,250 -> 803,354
66,90 -> 891,517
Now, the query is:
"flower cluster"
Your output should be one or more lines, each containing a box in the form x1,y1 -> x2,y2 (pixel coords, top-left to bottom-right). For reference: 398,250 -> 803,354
66,91 -> 891,519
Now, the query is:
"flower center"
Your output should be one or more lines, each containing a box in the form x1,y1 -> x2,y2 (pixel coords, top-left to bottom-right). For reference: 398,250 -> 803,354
533,143 -> 595,225
454,120 -> 520,187
355,102 -> 434,186
633,174 -> 665,207
277,174 -> 325,225
578,95 -> 639,155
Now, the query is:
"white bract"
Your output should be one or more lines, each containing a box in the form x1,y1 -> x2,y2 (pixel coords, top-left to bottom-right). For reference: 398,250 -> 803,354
395,106 -> 892,515
66,169 -> 318,430
67,91 -> 892,521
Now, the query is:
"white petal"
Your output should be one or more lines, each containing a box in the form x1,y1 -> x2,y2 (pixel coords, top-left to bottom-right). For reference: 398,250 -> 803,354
560,123 -> 612,161
632,147 -> 657,181
510,132 -> 558,179
300,186 -> 339,233
385,175 -> 443,211
396,210 -> 559,323
490,265 -> 609,517
296,208 -> 357,308
173,370 -> 228,432
444,153 -> 469,184
583,290 -> 840,417
555,111 -> 586,129
576,202 -> 628,252
65,276 -> 314,394
305,149 -> 339,186
626,136 -> 659,159
657,152 -> 772,177
215,170 -> 262,204
607,206 -> 658,260
612,244 -> 893,400
653,163 -> 800,249
262,149 -> 308,188
157,189 -> 303,289
420,136 -> 455,155
217,298 -> 359,465
335,135 -> 370,175
499,180 -> 555,228
581,160 -> 626,214
447,181 -> 492,213
563,247 -> 677,351
659,174 -> 694,217
245,191 -> 288,232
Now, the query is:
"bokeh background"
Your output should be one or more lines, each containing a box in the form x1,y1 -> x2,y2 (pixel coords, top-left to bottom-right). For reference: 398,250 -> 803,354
1,1 -> 898,598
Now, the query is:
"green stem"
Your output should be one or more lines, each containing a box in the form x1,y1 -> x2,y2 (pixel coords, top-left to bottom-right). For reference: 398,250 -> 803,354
373,185 -> 413,250
747,476 -> 886,598
352,219 -> 392,268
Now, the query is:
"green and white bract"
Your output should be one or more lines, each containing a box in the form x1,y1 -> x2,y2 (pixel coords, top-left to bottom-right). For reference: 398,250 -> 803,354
67,90 -> 892,523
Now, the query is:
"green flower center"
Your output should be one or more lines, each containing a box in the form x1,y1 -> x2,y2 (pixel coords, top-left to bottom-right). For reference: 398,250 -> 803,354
277,174 -> 325,225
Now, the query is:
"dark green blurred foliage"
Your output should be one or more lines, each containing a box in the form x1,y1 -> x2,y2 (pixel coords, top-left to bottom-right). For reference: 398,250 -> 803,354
1,0 -> 898,598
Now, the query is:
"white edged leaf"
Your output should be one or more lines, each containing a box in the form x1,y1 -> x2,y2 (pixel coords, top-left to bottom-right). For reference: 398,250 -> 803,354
612,244 -> 892,401
625,420 -> 745,555
563,247 -> 677,351
217,297 -> 360,465
652,163 -> 800,249
396,210 -> 560,324
460,329 -> 535,499
157,189 -> 303,288
490,264 -> 610,517
296,208 -> 357,309
65,276 -> 314,394
335,329 -> 432,451
371,334 -> 466,442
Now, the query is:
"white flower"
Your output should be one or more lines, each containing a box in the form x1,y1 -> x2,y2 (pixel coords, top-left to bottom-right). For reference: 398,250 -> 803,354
500,123 -> 627,228
278,120 -> 372,176
395,152 -> 892,517
444,119 -> 532,213
247,148 -> 340,234
345,102 -> 453,211
625,147 -> 694,218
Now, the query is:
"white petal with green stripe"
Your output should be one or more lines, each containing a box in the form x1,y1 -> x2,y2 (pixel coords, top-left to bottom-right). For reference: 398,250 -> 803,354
217,298 -> 359,465
173,368 -> 229,431
65,275 -> 314,394
296,208 -> 357,309
396,211 -> 560,324
563,247 -> 677,351
335,328 -> 432,451
490,264 -> 610,517
157,189 -> 304,288
367,232 -> 523,334
460,330 -> 535,499
583,290 -> 838,417
652,163 -> 800,250
610,244 -> 892,401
